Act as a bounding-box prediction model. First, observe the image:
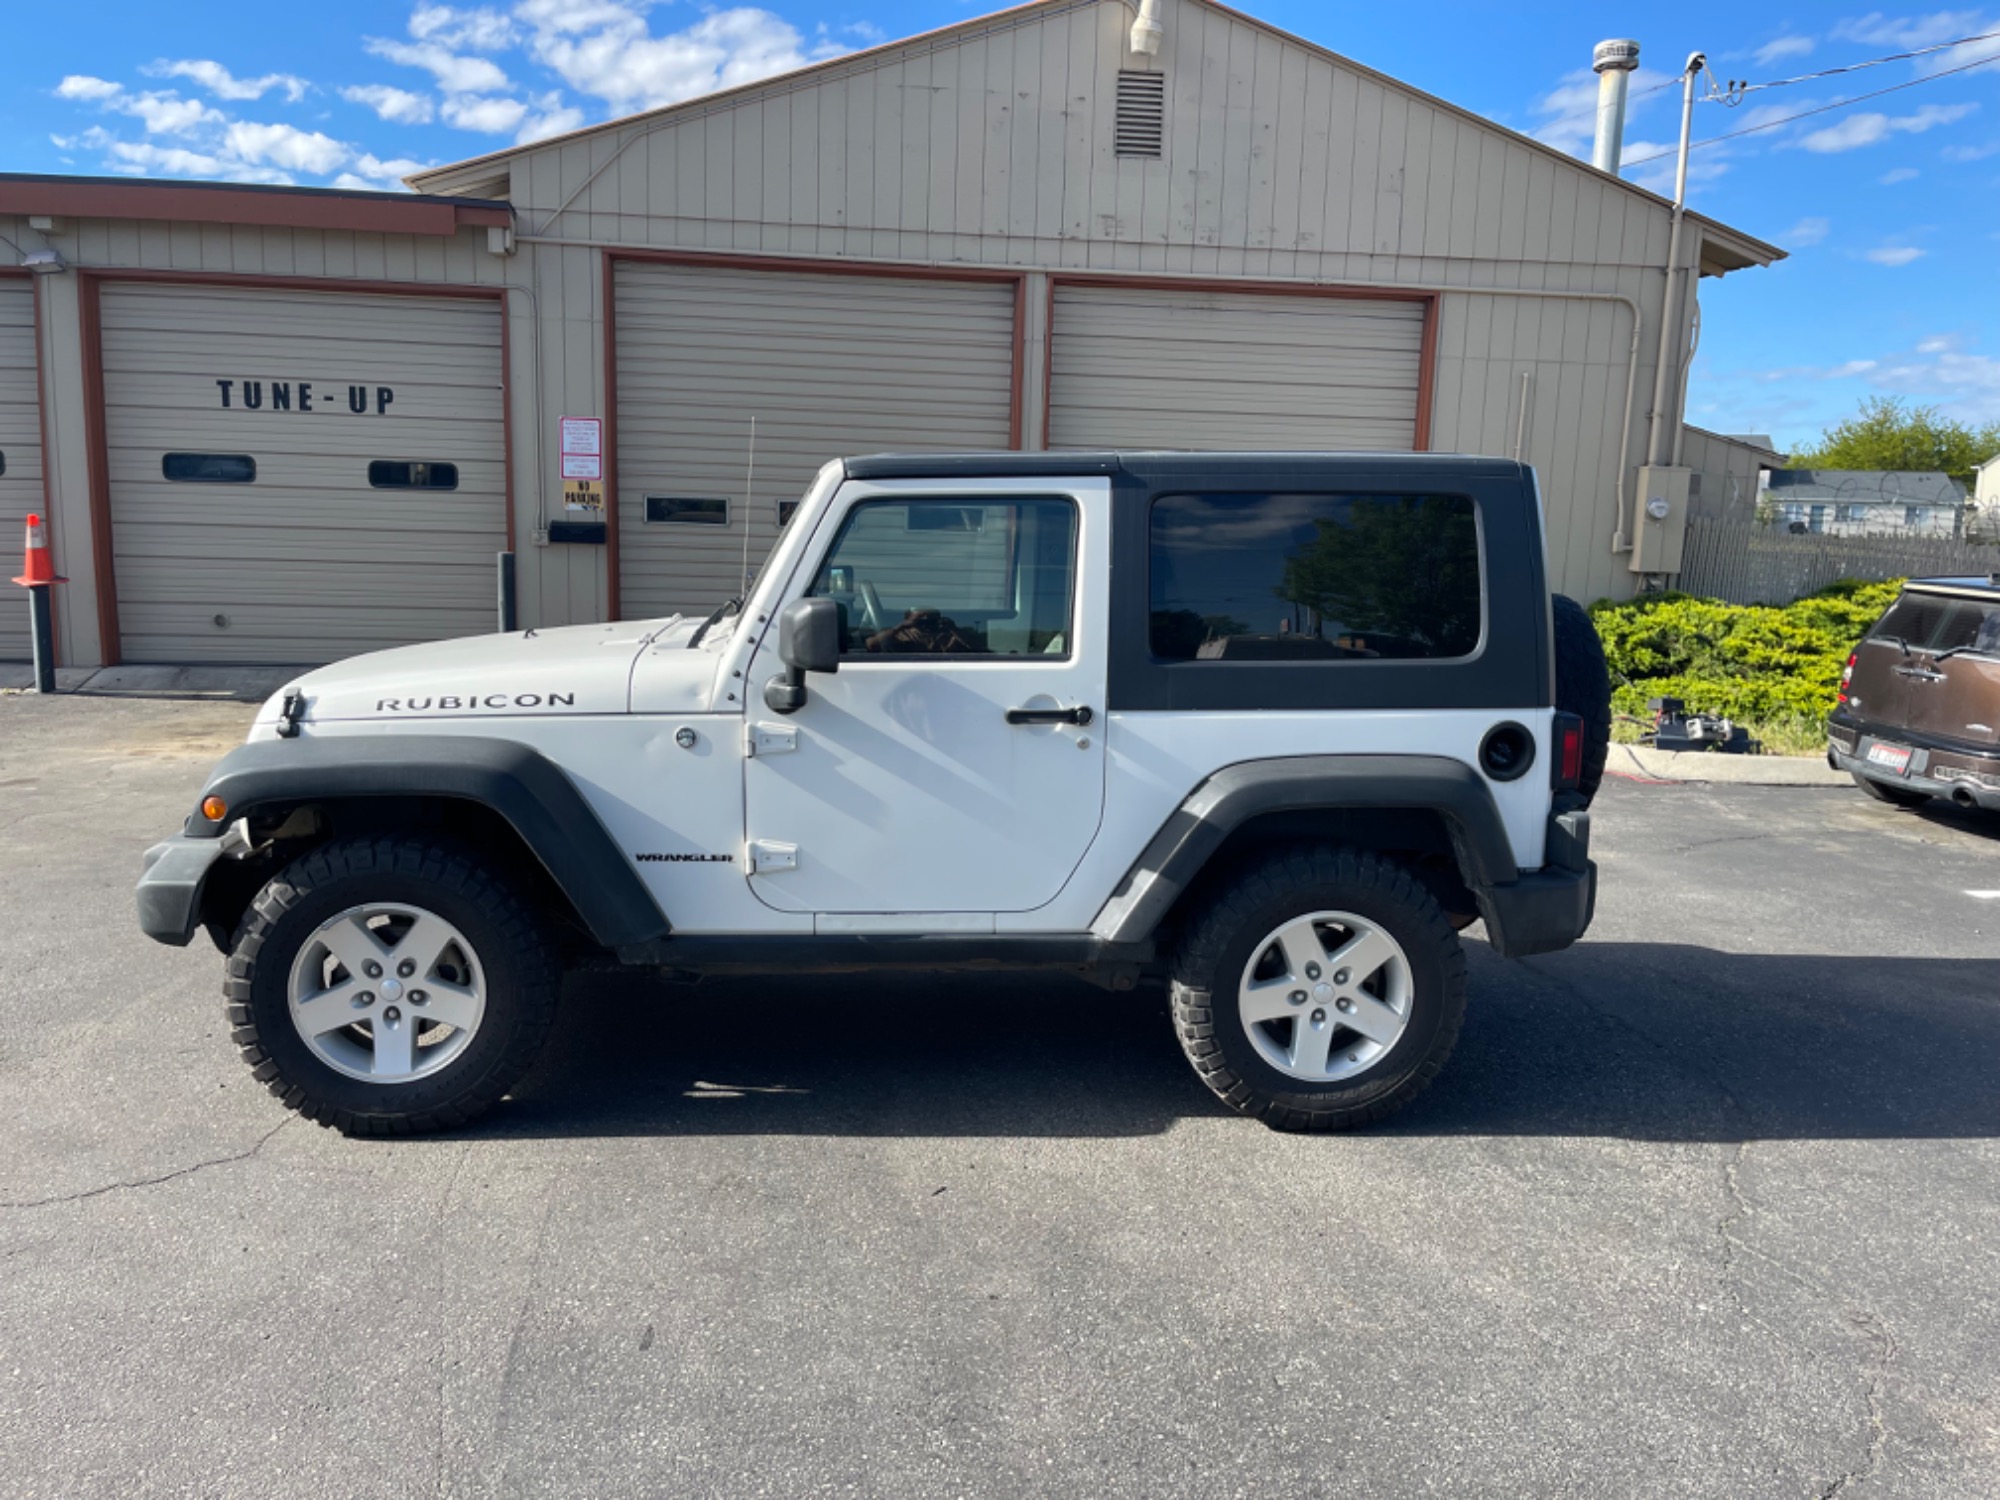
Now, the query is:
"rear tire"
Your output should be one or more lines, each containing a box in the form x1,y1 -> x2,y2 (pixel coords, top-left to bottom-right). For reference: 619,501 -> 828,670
1851,772 -> 1931,808
1553,594 -> 1612,806
1169,847 -> 1467,1132
224,836 -> 561,1136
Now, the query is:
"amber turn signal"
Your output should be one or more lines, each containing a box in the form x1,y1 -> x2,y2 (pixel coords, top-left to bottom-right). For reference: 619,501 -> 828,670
201,795 -> 229,822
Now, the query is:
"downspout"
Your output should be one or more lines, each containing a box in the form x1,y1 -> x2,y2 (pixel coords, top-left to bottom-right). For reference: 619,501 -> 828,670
1645,53 -> 1704,472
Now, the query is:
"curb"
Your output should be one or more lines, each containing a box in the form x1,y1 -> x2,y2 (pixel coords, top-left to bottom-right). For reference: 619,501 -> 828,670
1611,743 -> 1849,787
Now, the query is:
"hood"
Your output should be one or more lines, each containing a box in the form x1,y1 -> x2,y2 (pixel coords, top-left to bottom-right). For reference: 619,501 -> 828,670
252,619 -> 715,732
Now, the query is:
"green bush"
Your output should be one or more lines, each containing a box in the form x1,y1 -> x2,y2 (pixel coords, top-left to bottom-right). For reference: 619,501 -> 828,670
1588,579 -> 1901,745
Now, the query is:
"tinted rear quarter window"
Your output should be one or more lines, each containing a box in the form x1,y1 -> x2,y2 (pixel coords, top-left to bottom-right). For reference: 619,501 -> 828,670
1150,491 -> 1482,663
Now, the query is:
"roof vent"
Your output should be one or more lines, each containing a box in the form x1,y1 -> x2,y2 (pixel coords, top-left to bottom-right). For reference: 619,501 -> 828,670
1115,71 -> 1166,158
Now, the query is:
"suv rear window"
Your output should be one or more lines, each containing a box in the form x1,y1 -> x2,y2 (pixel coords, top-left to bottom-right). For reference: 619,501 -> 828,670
1149,492 -> 1482,662
1871,593 -> 2000,657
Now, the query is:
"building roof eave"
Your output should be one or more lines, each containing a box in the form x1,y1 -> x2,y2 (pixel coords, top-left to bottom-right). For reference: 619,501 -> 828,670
0,173 -> 512,236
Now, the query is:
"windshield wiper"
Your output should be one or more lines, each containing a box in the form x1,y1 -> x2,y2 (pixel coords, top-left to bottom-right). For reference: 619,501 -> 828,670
688,596 -> 743,649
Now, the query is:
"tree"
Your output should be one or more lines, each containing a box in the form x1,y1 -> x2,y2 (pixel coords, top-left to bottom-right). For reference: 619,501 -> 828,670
1790,396 -> 2000,487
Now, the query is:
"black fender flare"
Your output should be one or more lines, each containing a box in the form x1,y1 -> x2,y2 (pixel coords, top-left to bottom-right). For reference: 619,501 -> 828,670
1089,754 -> 1531,946
185,735 -> 671,949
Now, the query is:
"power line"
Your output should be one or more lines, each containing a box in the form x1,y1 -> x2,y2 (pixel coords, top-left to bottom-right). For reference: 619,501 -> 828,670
1622,49 -> 1997,167
1734,28 -> 2000,93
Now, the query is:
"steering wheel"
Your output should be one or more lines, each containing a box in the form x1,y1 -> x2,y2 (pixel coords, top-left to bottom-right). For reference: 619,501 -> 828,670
858,580 -> 886,632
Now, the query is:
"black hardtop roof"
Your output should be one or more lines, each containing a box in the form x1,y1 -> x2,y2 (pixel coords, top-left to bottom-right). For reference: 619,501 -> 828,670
1907,575 -> 2000,595
842,451 -> 1531,482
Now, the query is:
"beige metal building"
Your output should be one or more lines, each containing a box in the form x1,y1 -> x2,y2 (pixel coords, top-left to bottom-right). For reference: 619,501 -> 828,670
0,0 -> 1780,668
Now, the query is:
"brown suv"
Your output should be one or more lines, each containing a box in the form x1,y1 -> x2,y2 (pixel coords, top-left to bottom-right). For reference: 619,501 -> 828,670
1828,575 -> 2000,812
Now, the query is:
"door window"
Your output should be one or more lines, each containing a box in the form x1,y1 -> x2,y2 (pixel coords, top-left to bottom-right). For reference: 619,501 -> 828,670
808,497 -> 1078,657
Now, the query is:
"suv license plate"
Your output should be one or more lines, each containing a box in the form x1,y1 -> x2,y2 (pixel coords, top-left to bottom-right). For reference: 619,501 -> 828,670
1866,742 -> 1913,775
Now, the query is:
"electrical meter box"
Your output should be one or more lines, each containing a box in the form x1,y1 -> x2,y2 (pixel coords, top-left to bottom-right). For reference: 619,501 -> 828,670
1629,466 -> 1692,574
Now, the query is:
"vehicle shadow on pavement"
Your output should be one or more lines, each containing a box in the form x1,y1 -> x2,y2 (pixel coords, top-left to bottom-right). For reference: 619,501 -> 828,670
479,941 -> 2000,1142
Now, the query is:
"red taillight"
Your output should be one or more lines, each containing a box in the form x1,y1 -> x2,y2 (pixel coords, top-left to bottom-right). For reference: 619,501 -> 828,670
1553,713 -> 1584,788
1837,651 -> 1856,705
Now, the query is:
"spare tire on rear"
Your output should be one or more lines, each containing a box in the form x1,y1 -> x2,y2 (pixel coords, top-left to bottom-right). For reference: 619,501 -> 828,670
1552,594 -> 1612,806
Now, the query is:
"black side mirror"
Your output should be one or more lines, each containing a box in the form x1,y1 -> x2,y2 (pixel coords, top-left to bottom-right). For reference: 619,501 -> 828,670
765,596 -> 842,713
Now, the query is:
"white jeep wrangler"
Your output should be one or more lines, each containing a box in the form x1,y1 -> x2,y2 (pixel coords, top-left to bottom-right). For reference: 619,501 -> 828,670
139,452 -> 1609,1134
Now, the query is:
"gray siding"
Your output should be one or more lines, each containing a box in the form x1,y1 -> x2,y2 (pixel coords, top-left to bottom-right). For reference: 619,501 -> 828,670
0,278 -> 41,659
1681,426 -> 1778,526
489,0 -> 1691,603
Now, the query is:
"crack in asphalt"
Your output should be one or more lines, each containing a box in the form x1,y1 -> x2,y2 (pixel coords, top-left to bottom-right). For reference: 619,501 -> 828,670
1666,830 -> 1779,856
1517,957 -> 1899,1493
1816,1310 -> 1898,1498
0,1118 -> 292,1211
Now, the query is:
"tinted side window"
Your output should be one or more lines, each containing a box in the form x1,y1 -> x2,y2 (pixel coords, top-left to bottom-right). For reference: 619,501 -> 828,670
809,497 -> 1077,657
1150,492 -> 1481,662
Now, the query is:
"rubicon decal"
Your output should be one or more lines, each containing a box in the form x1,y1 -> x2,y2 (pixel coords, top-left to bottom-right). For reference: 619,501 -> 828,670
375,693 -> 578,711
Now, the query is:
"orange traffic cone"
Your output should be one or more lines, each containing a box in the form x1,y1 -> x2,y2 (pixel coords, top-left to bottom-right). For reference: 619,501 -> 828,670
12,514 -> 67,587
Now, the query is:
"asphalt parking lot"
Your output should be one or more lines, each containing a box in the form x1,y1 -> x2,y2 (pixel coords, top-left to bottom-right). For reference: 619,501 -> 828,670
2,691 -> 1996,1499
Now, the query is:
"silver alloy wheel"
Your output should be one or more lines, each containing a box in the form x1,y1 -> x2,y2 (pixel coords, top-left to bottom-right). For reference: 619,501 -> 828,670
1237,910 -> 1414,1083
287,902 -> 487,1083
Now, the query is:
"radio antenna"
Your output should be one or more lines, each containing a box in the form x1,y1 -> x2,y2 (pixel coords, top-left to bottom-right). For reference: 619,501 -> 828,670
740,415 -> 757,595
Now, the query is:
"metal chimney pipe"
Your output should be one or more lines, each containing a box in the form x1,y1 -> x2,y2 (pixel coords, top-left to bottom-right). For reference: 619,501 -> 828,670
1592,39 -> 1641,174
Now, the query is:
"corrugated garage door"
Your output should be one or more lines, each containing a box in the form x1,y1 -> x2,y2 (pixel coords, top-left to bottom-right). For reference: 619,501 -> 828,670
0,280 -> 42,660
1047,284 -> 1426,451
100,283 -> 505,664
613,262 -> 1017,621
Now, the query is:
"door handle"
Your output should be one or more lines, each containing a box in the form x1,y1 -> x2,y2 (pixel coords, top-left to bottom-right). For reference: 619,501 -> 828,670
1005,704 -> 1093,726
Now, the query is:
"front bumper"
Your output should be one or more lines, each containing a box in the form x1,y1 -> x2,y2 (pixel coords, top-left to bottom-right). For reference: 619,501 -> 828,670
136,834 -> 224,947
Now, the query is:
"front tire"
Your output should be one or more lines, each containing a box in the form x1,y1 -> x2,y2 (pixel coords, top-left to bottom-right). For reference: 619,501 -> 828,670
224,837 -> 561,1136
1170,847 -> 1467,1132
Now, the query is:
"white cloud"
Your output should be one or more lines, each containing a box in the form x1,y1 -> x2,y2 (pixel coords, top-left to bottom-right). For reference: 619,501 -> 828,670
365,37 -> 513,93
515,91 -> 587,143
1829,359 -> 1881,377
146,59 -> 309,102
1753,35 -> 1816,66
410,4 -> 520,49
341,83 -> 436,124
330,152 -> 433,191
1943,139 -> 2000,160
441,93 -> 530,132
1783,216 -> 1832,246
1863,245 -> 1927,265
117,91 -> 229,136
224,121 -> 351,173
1799,101 -> 1978,152
1917,334 -> 1959,353
102,139 -> 295,185
517,1 -> 846,113
1834,11 -> 2000,76
1881,165 -> 1921,182
1527,65 -> 1677,157
55,75 -> 122,101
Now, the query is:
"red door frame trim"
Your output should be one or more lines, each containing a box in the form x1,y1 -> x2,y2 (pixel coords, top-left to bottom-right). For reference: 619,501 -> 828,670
76,269 -> 515,666
600,248 -> 1032,623
1040,274 -> 1442,453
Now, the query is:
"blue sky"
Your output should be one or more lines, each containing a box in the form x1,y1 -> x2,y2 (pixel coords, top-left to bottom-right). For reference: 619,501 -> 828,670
3,1 -> 1996,450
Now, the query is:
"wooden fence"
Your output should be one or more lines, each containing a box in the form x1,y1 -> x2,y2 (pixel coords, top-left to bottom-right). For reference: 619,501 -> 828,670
1676,520 -> 1997,605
